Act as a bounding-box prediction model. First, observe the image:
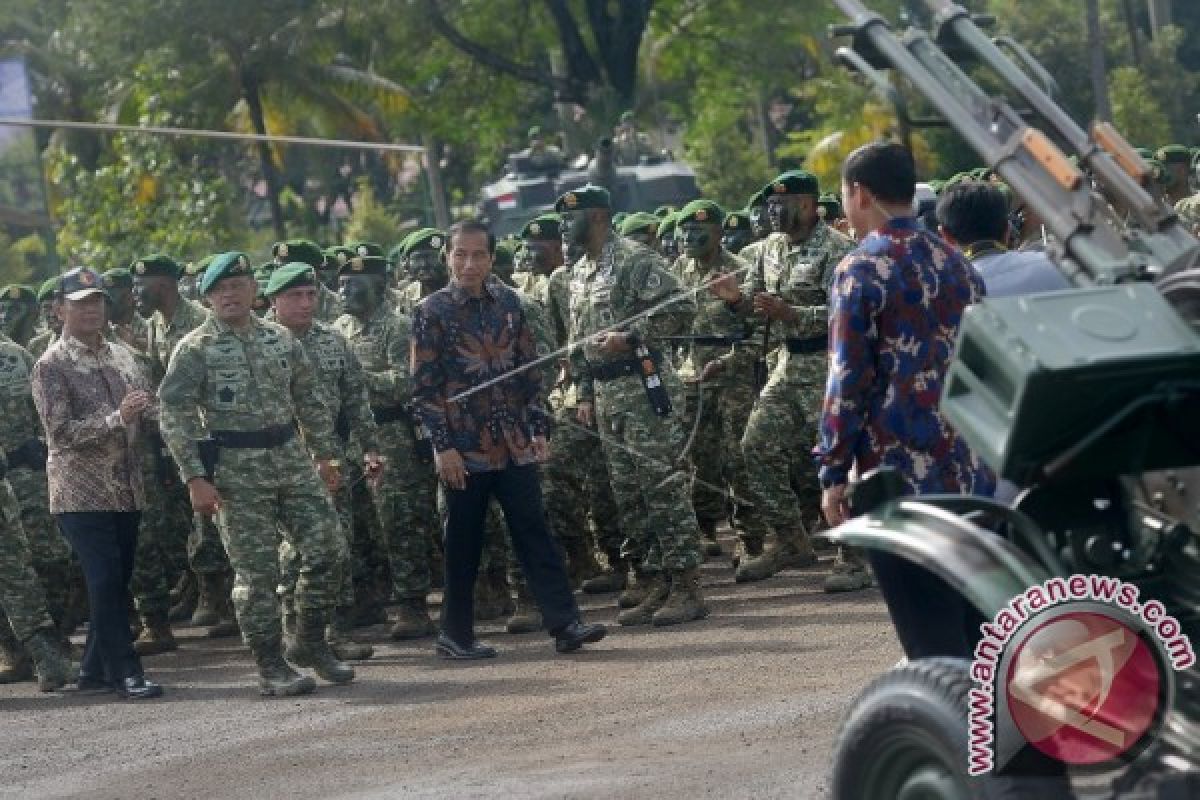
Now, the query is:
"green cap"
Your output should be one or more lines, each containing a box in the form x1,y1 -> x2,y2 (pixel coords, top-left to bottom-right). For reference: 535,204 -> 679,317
619,212 -> 659,237
677,199 -> 724,226
185,254 -> 215,277
554,184 -> 611,213
1,284 -> 36,303
199,252 -> 254,295
1134,147 -> 1155,160
401,228 -> 446,257
37,277 -> 60,303
657,212 -> 679,238
253,262 -> 276,283
325,245 -> 356,270
131,254 -> 182,279
765,169 -> 819,198
386,243 -> 406,267
723,211 -> 752,234
102,268 -> 133,289
272,239 -> 326,268
520,213 -> 562,241
493,240 -> 516,269
817,192 -> 843,219
265,262 -> 319,297
336,252 -> 387,277
653,205 -> 676,218
527,125 -> 542,140
1156,145 -> 1190,165
348,241 -> 386,260
748,188 -> 768,208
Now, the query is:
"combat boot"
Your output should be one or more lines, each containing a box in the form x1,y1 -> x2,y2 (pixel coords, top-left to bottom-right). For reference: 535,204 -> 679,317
168,572 -> 198,622
0,626 -> 33,684
254,636 -> 317,697
652,569 -> 710,627
617,569 -> 654,609
563,538 -> 604,587
133,613 -> 178,657
580,553 -> 627,594
25,629 -> 77,692
505,584 -> 543,634
824,547 -> 873,593
700,520 -> 723,558
730,535 -> 764,570
205,572 -> 240,637
734,533 -> 818,583
327,608 -> 373,661
286,612 -> 355,685
616,574 -> 670,626
190,572 -> 222,627
390,597 -> 436,640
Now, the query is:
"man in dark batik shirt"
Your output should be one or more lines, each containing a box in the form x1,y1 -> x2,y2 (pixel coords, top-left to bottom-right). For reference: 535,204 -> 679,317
411,220 -> 605,660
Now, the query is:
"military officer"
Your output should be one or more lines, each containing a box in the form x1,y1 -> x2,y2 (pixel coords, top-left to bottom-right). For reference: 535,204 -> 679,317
0,285 -> 39,347
274,239 -> 344,323
25,279 -> 62,359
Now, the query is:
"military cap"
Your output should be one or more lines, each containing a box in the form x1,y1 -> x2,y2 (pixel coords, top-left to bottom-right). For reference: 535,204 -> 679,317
325,245 -> 356,269
677,199 -> 725,226
185,254 -> 214,277
527,125 -> 542,140
272,239 -> 325,268
386,243 -> 406,267
1134,147 -> 1155,161
199,251 -> 254,295
130,254 -> 182,279
102,268 -> 133,289
554,184 -> 611,213
493,240 -> 516,269
653,205 -> 676,218
520,213 -> 562,241
765,169 -> 820,198
927,179 -> 946,195
619,212 -> 659,237
336,251 -> 387,277
747,187 -> 768,208
401,228 -> 446,258
253,262 -> 276,283
265,262 -> 319,297
611,212 -> 629,229
1156,145 -> 1190,165
723,210 -> 752,234
349,241 -> 386,260
817,192 -> 844,219
59,268 -> 109,302
657,211 -> 679,238
37,277 -> 60,303
0,284 -> 36,303
620,110 -> 635,124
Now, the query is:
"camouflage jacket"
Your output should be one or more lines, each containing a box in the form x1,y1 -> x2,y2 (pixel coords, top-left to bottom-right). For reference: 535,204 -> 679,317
158,314 -> 337,489
333,303 -> 413,413
0,335 -> 42,456
147,297 -> 209,385
295,321 -> 378,456
316,284 -> 344,324
568,233 -> 696,403
515,276 -> 558,393
674,248 -> 758,387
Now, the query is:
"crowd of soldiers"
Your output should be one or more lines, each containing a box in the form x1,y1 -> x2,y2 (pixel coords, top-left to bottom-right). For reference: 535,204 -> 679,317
1,132 -> 1196,696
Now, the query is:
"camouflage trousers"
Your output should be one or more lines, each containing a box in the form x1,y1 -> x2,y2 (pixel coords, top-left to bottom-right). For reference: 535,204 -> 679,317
131,448 -> 192,622
741,378 -> 824,538
0,478 -> 54,644
683,383 -> 772,546
546,399 -> 623,557
213,479 -> 345,647
593,373 -> 702,574
188,513 -> 232,576
373,423 -> 438,602
6,466 -> 71,628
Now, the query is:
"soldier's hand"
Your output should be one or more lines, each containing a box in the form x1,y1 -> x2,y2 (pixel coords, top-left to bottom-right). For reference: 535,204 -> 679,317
317,459 -> 341,493
187,477 -> 222,516
710,272 -> 742,303
576,402 -> 595,427
119,390 -> 152,424
435,448 -> 469,491
699,360 -> 724,382
752,292 -> 795,322
821,484 -> 850,528
364,451 -> 385,490
593,331 -> 632,354
530,435 -> 549,463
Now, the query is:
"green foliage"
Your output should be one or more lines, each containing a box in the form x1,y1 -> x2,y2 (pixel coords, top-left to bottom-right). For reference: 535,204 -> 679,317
341,180 -> 403,247
0,231 -> 48,286
1109,66 -> 1172,147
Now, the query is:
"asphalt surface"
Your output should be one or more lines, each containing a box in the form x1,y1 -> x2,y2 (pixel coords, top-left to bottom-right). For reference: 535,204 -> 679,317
0,539 -> 898,800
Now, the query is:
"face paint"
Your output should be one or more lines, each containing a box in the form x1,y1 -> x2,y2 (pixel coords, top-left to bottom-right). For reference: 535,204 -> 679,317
680,222 -> 716,258
339,275 -> 377,315
560,210 -> 591,247
408,250 -> 447,283
749,206 -> 769,238
722,230 -> 753,254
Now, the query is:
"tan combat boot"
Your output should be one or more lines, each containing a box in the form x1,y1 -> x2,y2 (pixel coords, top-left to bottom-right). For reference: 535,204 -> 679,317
25,629 -> 77,692
327,608 -> 373,661
255,636 -> 317,697
734,530 -> 818,583
0,625 -> 33,684
616,574 -> 670,626
617,569 -> 654,609
505,583 -> 543,634
580,553 -> 627,594
652,569 -> 710,627
700,520 -> 723,558
133,613 -> 178,657
824,546 -> 874,593
390,597 -> 436,640
204,572 -> 240,638
286,612 -> 355,685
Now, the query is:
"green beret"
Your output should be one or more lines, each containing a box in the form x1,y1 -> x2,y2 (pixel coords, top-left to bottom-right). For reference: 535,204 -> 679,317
527,125 -> 542,140
386,243 -> 406,266
520,213 -> 562,241
401,228 -> 446,257
765,169 -> 820,198
611,212 -> 629,229
653,205 -> 676,218
620,110 -> 635,123
657,212 -> 679,237
817,193 -> 843,219
677,199 -> 725,226
748,188 -> 768,208
130,254 -> 182,279
1134,147 -> 1155,160
1,284 -> 35,303
336,253 -> 387,277
1156,145 -> 1190,165
199,252 -> 254,295
554,184 -> 610,213
348,241 -> 386,260
37,277 -> 60,303
493,241 -> 516,269
927,179 -> 946,195
265,262 -> 319,297
619,212 -> 659,237
102,268 -> 133,289
325,245 -> 355,269
272,239 -> 325,268
253,262 -> 276,283
723,211 -> 752,233
185,254 -> 214,277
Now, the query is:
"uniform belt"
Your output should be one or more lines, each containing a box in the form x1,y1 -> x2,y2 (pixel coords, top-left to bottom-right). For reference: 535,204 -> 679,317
211,424 -> 296,449
371,404 -> 412,426
785,336 -> 827,355
590,351 -> 663,382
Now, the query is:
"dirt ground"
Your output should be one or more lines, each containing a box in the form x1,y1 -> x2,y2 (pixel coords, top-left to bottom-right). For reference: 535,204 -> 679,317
0,537 -> 899,800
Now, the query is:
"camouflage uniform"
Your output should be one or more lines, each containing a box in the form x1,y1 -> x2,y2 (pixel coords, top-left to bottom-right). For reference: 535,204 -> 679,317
0,472 -> 63,682
316,284 -> 344,324
25,330 -> 56,360
733,223 -> 854,566
158,314 -> 346,650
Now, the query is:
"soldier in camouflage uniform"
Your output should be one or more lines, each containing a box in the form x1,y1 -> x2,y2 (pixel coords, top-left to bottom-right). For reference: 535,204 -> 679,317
0,458 -> 76,691
721,211 -> 755,256
618,213 -> 660,248
273,239 -> 344,324
26,279 -> 62,359
134,254 -> 237,634
673,200 -> 772,565
0,285 -> 39,348
393,229 -> 448,314
711,170 -> 866,590
559,185 -> 708,628
159,251 -> 354,696
334,248 -> 440,640
655,212 -> 681,264
267,263 -> 381,662
102,269 -> 150,352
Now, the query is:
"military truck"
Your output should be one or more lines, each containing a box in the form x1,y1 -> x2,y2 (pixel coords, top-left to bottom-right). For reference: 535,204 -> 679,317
478,138 -> 700,237
822,2 -> 1200,799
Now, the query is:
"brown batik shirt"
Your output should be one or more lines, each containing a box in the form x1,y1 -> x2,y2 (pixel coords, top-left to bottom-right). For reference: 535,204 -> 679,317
32,333 -> 151,513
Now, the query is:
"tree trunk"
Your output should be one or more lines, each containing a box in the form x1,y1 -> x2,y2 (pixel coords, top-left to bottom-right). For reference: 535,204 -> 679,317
1121,0 -> 1143,66
1085,0 -> 1113,122
240,69 -> 288,240
422,134 -> 451,229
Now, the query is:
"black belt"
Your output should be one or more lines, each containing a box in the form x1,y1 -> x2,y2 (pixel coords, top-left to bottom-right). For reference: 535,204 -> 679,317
785,336 -> 827,355
211,424 -> 296,449
371,405 -> 412,426
590,351 -> 664,382
4,439 -> 47,472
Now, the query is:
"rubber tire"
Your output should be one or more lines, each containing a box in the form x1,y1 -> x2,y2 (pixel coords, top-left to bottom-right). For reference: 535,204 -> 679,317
830,657 -> 1074,800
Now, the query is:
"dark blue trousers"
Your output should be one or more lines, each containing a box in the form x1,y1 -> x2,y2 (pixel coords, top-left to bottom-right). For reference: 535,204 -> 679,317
56,511 -> 143,683
440,465 -> 578,645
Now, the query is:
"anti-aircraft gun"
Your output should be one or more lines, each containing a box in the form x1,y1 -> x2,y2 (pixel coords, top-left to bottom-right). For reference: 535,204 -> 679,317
822,2 -> 1200,798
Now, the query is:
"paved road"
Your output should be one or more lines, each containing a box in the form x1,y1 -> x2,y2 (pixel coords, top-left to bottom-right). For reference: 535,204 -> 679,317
0,540 -> 898,800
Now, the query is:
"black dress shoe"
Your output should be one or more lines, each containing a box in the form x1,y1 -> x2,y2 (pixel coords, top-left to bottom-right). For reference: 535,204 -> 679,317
434,633 -> 497,660
553,621 -> 607,654
76,673 -> 115,693
117,675 -> 164,699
